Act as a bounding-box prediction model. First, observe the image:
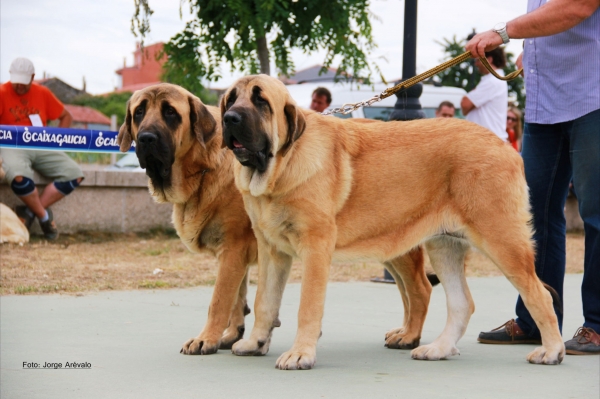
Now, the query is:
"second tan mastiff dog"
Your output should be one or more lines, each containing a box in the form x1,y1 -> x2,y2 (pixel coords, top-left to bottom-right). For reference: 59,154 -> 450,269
220,75 -> 564,370
117,83 -> 257,355
117,83 -> 435,356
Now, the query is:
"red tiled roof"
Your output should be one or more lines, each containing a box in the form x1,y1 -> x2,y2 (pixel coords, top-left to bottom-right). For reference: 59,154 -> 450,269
112,81 -> 162,94
64,104 -> 111,125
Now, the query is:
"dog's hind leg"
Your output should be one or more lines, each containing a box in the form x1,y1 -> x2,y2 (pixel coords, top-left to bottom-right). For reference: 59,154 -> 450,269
411,236 -> 472,360
384,246 -> 433,349
472,225 -> 565,365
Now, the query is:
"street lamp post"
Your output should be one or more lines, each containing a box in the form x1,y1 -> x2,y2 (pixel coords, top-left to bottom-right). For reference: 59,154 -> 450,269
388,0 -> 425,122
373,0 -> 423,284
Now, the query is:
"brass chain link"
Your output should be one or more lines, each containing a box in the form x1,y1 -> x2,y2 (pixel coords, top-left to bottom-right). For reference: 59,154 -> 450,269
321,51 -> 523,116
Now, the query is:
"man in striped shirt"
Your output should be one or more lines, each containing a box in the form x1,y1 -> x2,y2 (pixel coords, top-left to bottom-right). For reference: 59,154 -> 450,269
466,0 -> 600,355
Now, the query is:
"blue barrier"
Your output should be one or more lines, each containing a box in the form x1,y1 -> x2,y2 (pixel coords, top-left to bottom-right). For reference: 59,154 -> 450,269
0,125 -> 135,153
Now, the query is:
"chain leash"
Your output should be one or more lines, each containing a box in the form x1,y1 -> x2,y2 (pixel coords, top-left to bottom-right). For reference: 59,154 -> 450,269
322,51 -> 523,116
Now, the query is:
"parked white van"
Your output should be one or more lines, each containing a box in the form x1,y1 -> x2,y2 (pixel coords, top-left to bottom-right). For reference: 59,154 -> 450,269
285,82 -> 467,120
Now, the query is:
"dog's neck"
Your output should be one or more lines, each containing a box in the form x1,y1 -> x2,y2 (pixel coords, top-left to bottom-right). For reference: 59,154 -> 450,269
171,133 -> 235,204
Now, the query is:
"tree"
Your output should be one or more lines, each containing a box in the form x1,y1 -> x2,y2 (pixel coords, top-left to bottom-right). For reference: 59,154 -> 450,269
132,0 -> 378,87
433,34 -> 525,107
159,32 -> 219,105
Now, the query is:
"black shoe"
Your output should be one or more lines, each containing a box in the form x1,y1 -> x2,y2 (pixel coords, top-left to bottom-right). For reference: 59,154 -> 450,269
477,319 -> 542,345
15,205 -> 35,230
39,208 -> 59,240
565,327 -> 600,355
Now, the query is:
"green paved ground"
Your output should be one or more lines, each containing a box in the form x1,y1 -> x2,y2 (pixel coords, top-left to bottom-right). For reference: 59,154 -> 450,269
1,275 -> 597,398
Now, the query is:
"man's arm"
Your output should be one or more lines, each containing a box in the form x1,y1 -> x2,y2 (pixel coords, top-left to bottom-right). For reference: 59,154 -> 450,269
466,0 -> 600,57
461,96 -> 475,116
57,108 -> 72,128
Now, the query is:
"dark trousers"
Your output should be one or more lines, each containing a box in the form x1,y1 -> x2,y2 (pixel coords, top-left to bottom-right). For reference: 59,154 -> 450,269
516,108 -> 600,337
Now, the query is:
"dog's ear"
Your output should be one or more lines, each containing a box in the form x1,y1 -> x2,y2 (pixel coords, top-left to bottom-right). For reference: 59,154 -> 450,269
188,95 -> 216,149
219,90 -> 235,149
117,100 -> 133,152
280,102 -> 306,157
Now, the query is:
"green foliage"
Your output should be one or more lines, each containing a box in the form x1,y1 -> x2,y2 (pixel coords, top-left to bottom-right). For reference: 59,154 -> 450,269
433,35 -> 476,91
67,152 -> 127,165
433,34 -> 525,107
159,34 -> 219,104
132,0 -> 377,85
71,91 -> 132,126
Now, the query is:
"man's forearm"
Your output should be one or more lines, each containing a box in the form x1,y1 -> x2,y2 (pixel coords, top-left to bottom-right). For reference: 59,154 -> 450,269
466,0 -> 599,57
507,0 -> 599,39
58,112 -> 72,128
461,96 -> 475,116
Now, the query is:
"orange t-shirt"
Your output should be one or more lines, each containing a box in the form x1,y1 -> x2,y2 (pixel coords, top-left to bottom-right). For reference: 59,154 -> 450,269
0,82 -> 64,127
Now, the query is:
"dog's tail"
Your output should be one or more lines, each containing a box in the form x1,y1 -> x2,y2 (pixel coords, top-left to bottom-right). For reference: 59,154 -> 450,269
542,282 -> 563,315
427,272 -> 440,287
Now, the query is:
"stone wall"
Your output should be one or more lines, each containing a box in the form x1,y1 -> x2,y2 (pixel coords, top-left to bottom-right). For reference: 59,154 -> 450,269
0,166 -> 172,235
0,165 -> 584,235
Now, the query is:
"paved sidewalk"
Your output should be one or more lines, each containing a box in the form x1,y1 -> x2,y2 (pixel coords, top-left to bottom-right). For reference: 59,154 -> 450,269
1,275 -> 598,398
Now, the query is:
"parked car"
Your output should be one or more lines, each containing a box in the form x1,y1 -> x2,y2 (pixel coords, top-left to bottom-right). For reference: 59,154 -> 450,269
285,81 -> 467,120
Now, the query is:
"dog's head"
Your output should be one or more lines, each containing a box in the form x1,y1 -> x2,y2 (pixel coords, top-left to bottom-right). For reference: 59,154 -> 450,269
220,75 -> 306,193
117,83 -> 216,202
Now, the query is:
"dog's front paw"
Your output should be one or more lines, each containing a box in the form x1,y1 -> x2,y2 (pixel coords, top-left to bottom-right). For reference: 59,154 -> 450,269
180,334 -> 220,355
276,346 -> 316,370
220,325 -> 245,349
526,345 -> 564,365
231,337 -> 270,356
411,342 -> 459,360
385,327 -> 405,340
385,327 -> 420,349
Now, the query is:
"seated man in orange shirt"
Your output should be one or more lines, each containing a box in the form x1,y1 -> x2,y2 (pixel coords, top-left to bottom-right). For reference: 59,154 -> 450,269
0,57 -> 83,240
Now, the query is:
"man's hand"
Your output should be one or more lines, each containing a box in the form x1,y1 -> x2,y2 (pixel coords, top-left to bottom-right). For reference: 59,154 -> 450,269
466,30 -> 504,58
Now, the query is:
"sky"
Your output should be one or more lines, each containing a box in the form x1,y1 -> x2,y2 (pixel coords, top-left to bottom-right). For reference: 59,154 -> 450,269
1,0 -> 527,95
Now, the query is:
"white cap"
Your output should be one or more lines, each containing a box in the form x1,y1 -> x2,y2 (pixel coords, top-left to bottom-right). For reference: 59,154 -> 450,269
9,57 -> 35,84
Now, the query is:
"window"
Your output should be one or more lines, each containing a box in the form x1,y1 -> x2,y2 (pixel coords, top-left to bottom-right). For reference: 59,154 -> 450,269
333,112 -> 353,119
363,107 -> 394,121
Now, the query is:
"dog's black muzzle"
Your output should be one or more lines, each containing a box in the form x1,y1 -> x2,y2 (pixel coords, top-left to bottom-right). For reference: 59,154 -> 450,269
222,110 -> 271,173
135,131 -> 174,186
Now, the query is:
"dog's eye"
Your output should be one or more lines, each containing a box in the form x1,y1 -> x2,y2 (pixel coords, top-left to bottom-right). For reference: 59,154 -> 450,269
164,106 -> 176,117
134,106 -> 144,117
256,96 -> 268,105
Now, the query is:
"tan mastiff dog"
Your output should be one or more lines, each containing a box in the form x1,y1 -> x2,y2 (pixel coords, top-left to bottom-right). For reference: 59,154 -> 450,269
220,74 -> 564,370
117,83 -> 257,355
1,158 -> 29,244
0,203 -> 30,244
117,83 -> 436,355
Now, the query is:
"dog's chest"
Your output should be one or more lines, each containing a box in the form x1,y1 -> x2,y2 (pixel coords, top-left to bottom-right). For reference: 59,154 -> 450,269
248,198 -> 297,255
173,204 -> 222,254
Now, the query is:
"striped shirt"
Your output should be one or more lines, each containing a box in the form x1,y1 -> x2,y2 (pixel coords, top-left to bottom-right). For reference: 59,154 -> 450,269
523,0 -> 600,124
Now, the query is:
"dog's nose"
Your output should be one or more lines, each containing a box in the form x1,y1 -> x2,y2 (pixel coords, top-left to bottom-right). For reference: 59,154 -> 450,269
224,111 -> 242,126
138,132 -> 158,147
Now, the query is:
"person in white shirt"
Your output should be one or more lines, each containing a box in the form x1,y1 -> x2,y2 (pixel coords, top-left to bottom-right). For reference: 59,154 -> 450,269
460,47 -> 508,141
